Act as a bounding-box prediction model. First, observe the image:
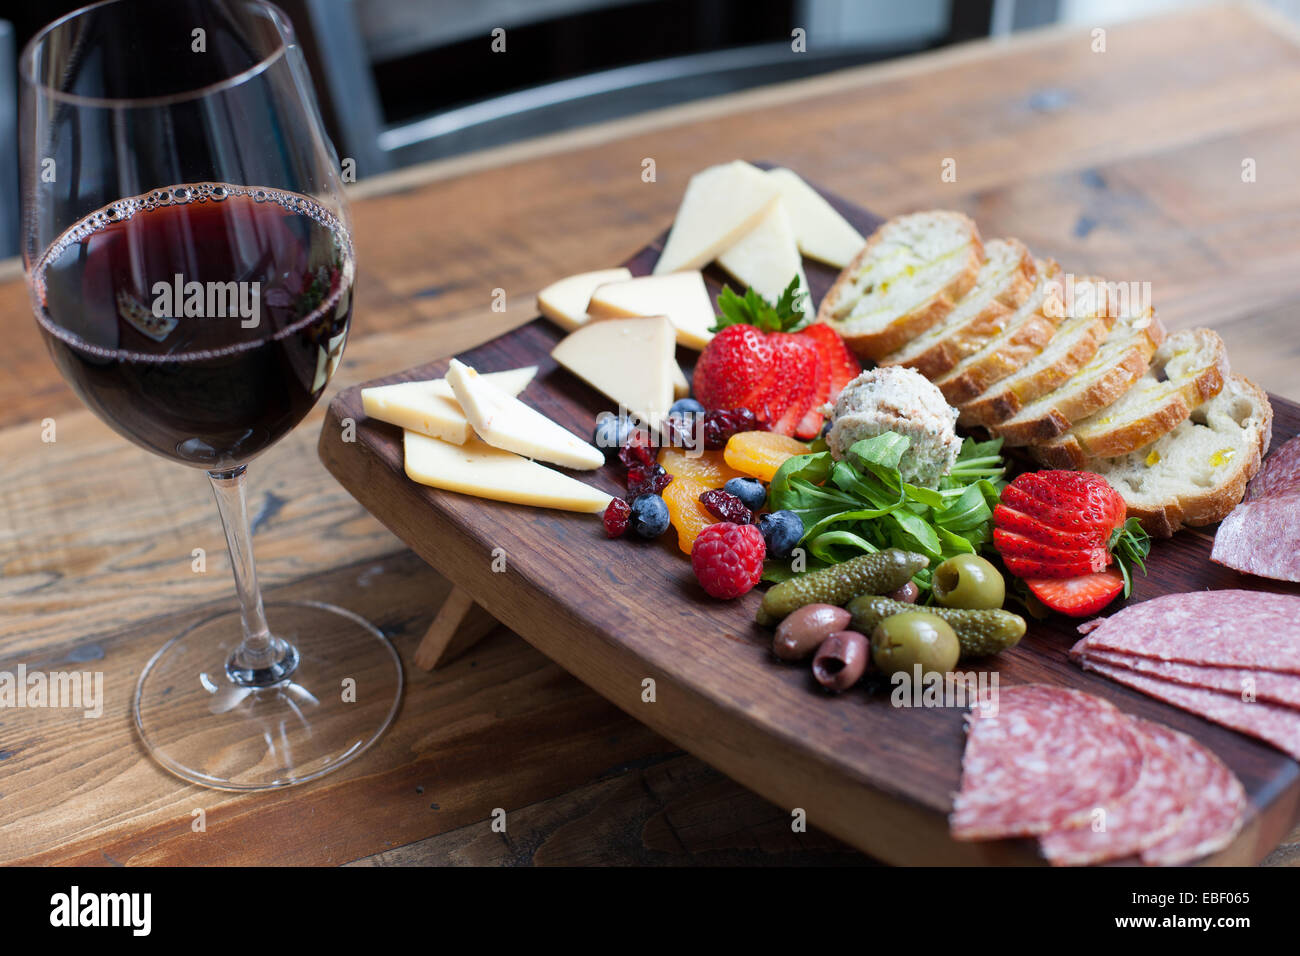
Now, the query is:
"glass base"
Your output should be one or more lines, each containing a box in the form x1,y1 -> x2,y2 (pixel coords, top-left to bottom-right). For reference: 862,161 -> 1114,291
133,600 -> 402,790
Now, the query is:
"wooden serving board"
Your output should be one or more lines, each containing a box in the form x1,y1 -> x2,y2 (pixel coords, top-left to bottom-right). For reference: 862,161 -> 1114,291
319,179 -> 1300,865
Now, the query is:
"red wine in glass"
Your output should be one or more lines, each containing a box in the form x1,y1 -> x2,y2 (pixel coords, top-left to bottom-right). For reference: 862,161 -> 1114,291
34,183 -> 353,470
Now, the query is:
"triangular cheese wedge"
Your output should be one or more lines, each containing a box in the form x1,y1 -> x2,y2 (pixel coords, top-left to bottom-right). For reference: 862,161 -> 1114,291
446,358 -> 604,470
551,316 -> 676,427
362,367 -> 536,444
716,202 -> 812,318
404,431 -> 612,513
653,160 -> 779,275
586,272 -> 715,350
765,167 -> 865,268
670,360 -> 689,399
537,267 -> 632,332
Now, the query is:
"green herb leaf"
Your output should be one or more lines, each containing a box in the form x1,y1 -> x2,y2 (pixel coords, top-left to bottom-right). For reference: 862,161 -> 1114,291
711,276 -> 808,333
1109,516 -> 1151,598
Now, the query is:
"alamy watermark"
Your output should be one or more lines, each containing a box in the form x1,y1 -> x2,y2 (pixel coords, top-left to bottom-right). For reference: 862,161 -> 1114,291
151,273 -> 260,328
0,664 -> 104,718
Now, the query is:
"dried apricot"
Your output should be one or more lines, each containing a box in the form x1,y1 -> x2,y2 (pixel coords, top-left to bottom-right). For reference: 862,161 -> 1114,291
723,431 -> 811,482
662,475 -> 718,554
657,447 -> 746,488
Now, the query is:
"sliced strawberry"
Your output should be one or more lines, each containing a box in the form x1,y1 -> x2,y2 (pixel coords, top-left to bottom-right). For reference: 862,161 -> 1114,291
1024,568 -> 1125,617
694,324 -> 773,411
993,504 -> 1108,550
994,528 -> 1110,577
1007,471 -> 1127,534
799,322 -> 861,399
754,332 -> 818,436
794,335 -> 831,439
999,484 -> 1086,531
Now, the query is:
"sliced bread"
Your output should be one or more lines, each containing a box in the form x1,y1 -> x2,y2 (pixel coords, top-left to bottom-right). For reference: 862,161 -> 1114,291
1086,375 -> 1273,537
958,276 -> 1116,428
1031,327 -> 1230,468
817,211 -> 984,360
991,306 -> 1166,447
878,237 -> 1038,380
931,260 -> 1065,407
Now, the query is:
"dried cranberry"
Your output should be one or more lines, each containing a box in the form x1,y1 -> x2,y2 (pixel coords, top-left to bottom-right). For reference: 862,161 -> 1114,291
603,498 -> 631,538
627,463 -> 671,498
659,414 -> 703,452
699,489 -> 753,524
617,428 -> 656,468
727,407 -> 757,432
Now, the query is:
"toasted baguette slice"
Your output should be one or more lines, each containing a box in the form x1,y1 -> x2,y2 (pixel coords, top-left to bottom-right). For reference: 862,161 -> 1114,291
991,306 -> 1166,447
1032,328 -> 1230,468
817,211 -> 983,360
958,277 -> 1116,428
1087,376 -> 1273,537
878,238 -> 1037,379
932,260 -> 1064,406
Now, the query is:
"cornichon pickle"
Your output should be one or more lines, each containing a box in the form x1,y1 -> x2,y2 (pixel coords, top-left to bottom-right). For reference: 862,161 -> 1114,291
756,550 -> 928,627
846,595 -> 1025,659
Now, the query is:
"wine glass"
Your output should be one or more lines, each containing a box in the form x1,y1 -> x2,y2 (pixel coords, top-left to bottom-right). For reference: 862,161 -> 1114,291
20,0 -> 402,789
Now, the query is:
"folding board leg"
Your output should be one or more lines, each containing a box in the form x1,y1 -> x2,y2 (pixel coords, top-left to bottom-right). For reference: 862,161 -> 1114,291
414,586 -> 500,670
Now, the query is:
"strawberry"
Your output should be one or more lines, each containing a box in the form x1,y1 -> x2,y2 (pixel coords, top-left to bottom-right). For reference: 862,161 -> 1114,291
794,333 -> 831,439
694,324 -> 772,411
799,322 -> 861,397
993,529 -> 1110,577
994,469 -> 1150,613
756,333 -> 818,437
1023,568 -> 1126,618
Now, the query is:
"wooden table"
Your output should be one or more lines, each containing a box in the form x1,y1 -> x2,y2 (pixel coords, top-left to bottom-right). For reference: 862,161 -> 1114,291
3,1 -> 1299,866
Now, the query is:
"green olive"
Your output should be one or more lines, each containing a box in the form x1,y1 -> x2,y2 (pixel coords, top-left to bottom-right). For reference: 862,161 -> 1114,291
931,554 -> 1005,610
870,612 -> 961,677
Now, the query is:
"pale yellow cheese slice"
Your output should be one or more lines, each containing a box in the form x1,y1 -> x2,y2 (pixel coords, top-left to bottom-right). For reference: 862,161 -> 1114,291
652,160 -> 780,275
446,358 -> 604,470
765,167 -> 865,268
404,431 -> 612,513
586,272 -> 715,350
551,315 -> 676,427
716,201 -> 812,318
537,267 -> 632,332
670,361 -> 689,399
361,367 -> 537,444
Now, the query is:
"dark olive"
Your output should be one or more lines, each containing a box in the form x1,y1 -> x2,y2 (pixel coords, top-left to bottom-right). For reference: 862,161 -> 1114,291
870,612 -> 960,677
888,580 -> 920,604
931,554 -> 1005,610
812,630 -> 869,692
773,603 -> 852,661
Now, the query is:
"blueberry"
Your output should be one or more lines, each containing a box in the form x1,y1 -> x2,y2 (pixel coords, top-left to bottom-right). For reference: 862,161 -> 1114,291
758,510 -> 804,559
724,477 -> 766,511
669,397 -> 705,418
630,494 -> 670,538
593,413 -> 636,458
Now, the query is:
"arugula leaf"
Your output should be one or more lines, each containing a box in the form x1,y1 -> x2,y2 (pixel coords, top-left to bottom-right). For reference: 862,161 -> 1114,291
711,276 -> 808,333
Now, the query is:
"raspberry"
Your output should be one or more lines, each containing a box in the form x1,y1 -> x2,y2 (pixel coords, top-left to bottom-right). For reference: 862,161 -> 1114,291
698,489 -> 752,524
618,428 -> 656,468
627,464 -> 672,499
690,522 -> 766,599
602,498 -> 631,538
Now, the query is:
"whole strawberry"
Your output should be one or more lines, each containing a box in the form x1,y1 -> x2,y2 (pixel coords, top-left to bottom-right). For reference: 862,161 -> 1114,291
691,522 -> 766,599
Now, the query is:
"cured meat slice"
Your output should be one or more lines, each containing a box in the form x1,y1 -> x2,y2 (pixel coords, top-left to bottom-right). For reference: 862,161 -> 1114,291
1038,717 -> 1188,866
1079,648 -> 1300,709
1075,590 -> 1300,673
1213,435 -> 1300,582
1140,723 -> 1247,866
950,684 -> 1145,840
1077,659 -> 1300,761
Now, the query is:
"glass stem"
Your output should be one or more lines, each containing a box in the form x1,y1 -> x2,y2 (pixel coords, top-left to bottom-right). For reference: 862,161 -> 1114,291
208,466 -> 296,684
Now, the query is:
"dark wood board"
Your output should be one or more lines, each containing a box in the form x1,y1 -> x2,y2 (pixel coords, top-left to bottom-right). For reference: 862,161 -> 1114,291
319,177 -> 1300,865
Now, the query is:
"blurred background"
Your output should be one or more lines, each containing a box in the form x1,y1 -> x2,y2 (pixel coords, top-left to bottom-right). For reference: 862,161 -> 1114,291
2,0 -> 1299,260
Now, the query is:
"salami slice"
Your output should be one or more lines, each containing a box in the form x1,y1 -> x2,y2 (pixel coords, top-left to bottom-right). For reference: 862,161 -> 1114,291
950,684 -> 1145,840
1077,659 -> 1300,761
1038,717 -> 1188,866
1212,435 -> 1300,582
1079,648 -> 1300,709
1139,723 -> 1247,866
1075,590 -> 1300,673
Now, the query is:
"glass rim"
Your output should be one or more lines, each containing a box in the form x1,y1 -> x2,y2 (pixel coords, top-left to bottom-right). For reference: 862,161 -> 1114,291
20,0 -> 295,109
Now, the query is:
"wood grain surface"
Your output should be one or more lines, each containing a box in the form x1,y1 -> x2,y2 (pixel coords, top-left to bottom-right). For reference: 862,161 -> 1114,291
3,2 -> 1300,865
320,177 -> 1300,864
